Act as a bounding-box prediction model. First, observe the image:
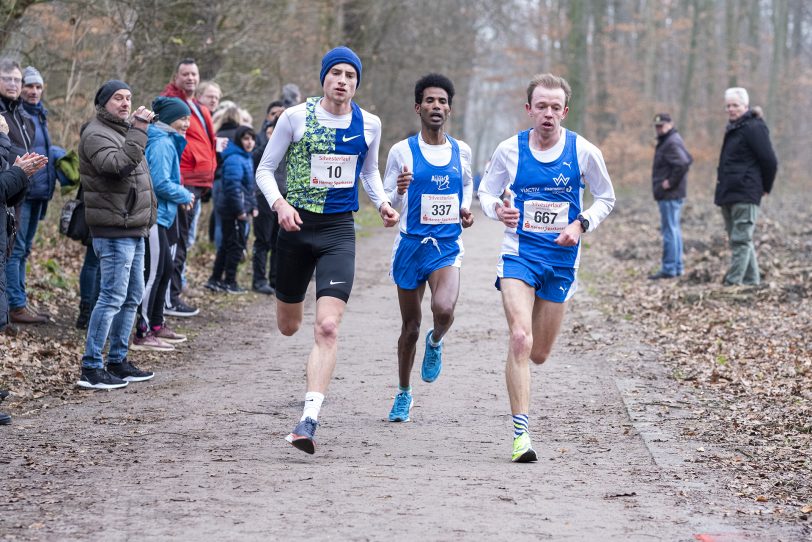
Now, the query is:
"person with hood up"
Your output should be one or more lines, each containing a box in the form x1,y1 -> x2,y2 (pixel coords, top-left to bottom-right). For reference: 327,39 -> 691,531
206,125 -> 257,294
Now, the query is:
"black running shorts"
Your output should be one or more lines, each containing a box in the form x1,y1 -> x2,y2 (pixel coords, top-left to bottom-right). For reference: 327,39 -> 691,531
275,208 -> 356,304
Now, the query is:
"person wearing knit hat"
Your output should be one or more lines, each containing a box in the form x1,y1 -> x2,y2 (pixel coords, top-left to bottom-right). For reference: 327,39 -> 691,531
151,96 -> 191,128
22,66 -> 43,86
319,46 -> 362,86
76,77 -> 157,389
6,63 -> 64,325
94,79 -> 132,108
132,96 -> 195,352
254,44 -> 398,456
206,124 -> 257,295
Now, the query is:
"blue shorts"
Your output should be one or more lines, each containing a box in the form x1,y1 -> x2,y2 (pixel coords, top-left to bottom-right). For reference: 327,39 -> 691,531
496,254 -> 577,303
391,235 -> 463,290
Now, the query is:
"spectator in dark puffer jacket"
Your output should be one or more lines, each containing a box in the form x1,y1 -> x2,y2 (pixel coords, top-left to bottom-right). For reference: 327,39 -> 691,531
715,87 -> 778,286
76,80 -> 158,391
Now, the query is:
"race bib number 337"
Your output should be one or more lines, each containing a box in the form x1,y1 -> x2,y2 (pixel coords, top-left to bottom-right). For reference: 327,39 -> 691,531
421,194 -> 460,224
523,200 -> 570,233
310,154 -> 358,188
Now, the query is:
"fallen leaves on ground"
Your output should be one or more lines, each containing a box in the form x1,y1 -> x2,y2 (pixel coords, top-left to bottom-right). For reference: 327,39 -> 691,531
589,183 -> 811,512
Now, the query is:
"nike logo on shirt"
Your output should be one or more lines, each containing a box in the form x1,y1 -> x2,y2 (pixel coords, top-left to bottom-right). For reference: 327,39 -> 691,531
342,134 -> 362,142
330,280 -> 346,285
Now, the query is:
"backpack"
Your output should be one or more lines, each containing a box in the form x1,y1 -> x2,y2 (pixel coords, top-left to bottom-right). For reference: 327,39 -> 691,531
59,186 -> 89,242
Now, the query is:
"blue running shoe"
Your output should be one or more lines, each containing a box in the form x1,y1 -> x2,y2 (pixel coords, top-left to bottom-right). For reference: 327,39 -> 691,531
285,417 -> 318,454
388,391 -> 413,422
421,328 -> 443,383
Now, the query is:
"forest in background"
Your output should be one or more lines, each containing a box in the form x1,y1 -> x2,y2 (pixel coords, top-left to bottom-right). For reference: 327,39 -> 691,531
2,0 -> 811,185
1,0 -> 810,514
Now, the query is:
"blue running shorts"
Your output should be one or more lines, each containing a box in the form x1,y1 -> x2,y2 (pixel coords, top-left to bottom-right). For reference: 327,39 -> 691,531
391,235 -> 463,290
496,254 -> 577,303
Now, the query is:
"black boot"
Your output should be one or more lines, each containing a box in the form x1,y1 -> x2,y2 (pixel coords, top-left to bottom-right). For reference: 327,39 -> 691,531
0,390 -> 10,425
76,302 -> 92,329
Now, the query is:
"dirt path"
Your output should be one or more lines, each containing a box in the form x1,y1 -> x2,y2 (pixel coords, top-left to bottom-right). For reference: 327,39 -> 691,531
1,208 -> 806,541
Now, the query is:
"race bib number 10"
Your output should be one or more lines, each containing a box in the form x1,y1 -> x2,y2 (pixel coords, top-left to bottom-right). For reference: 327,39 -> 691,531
310,154 -> 358,188
522,200 -> 570,233
421,194 -> 460,224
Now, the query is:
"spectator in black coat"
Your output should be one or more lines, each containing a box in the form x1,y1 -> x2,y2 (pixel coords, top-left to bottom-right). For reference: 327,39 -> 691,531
649,112 -> 692,280
715,88 -> 778,286
0,116 -> 46,332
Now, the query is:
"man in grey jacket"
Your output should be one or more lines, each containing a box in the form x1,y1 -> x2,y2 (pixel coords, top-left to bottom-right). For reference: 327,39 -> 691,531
649,113 -> 692,280
76,80 -> 158,390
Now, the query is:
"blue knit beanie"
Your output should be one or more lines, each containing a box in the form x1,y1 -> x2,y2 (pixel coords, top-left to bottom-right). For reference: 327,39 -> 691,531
151,96 -> 191,126
320,46 -> 362,87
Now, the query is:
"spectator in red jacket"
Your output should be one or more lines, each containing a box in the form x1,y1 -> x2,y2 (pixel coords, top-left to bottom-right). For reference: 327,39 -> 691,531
160,58 -> 216,317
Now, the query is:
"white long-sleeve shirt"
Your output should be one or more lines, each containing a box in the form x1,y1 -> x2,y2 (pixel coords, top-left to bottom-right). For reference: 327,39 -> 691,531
478,128 -> 615,232
383,133 -> 473,235
255,98 -> 389,211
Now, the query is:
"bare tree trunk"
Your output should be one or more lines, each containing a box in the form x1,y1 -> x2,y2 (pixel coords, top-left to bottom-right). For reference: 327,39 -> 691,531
565,0 -> 587,134
678,0 -> 704,132
642,0 -> 658,99
767,0 -> 789,120
725,0 -> 739,86
592,0 -> 613,141
0,0 -> 43,51
745,0 -> 761,74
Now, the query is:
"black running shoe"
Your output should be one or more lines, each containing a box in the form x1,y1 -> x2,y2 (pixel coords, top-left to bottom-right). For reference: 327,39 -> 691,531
204,279 -> 226,292
253,283 -> 275,295
164,300 -> 200,317
107,359 -> 155,382
76,367 -> 128,390
0,413 -> 10,425
223,282 -> 247,295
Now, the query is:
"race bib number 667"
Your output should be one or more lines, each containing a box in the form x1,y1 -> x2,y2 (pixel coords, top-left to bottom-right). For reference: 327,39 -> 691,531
522,200 -> 570,233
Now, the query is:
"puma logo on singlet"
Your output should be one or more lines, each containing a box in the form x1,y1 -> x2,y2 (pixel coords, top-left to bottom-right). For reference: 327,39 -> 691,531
563,161 -> 572,168
342,134 -> 362,142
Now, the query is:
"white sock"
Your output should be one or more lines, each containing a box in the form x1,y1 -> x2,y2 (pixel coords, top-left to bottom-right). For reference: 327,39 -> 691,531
301,392 -> 325,422
428,330 -> 442,347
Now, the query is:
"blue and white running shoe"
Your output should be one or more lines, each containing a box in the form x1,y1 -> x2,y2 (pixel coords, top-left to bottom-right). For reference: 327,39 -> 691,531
388,391 -> 414,422
285,417 -> 318,454
421,328 -> 443,383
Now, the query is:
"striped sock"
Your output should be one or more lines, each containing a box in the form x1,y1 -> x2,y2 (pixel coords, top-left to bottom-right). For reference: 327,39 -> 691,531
513,414 -> 529,438
398,385 -> 412,394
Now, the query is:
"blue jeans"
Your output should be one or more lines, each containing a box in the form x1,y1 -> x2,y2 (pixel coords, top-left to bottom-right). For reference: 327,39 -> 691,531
81,237 -> 144,369
79,243 -> 101,307
657,199 -> 684,276
6,200 -> 46,309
